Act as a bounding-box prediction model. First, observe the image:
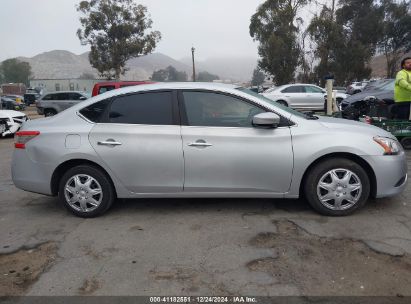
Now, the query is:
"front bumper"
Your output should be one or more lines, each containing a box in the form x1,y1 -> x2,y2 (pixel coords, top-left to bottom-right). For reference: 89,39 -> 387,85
362,153 -> 408,198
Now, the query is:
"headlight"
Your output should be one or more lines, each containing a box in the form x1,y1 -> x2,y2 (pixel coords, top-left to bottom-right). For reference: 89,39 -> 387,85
373,136 -> 402,155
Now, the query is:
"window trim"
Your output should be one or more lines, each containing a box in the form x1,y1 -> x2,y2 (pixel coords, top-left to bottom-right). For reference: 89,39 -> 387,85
97,89 -> 180,126
177,89 -> 291,128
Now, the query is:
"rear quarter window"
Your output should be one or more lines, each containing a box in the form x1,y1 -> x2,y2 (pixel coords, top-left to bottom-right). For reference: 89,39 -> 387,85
79,99 -> 110,123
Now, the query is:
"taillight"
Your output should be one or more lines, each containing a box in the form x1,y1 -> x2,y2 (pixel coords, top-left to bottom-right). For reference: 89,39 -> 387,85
15,131 -> 40,149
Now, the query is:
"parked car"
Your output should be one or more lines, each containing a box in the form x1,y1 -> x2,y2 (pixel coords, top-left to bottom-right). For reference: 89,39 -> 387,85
24,92 -> 42,106
91,81 -> 154,97
1,95 -> 26,111
12,83 -> 407,218
362,79 -> 393,92
0,110 -> 28,137
346,81 -> 369,95
341,79 -> 395,120
36,91 -> 90,116
262,84 -> 346,111
332,86 -> 348,94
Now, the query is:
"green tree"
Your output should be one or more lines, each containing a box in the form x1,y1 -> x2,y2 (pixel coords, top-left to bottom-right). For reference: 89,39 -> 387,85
77,0 -> 161,80
250,0 -> 309,85
307,1 -> 341,86
151,66 -> 187,82
378,0 -> 411,77
0,58 -> 32,86
251,68 -> 265,86
197,71 -> 219,82
333,0 -> 384,83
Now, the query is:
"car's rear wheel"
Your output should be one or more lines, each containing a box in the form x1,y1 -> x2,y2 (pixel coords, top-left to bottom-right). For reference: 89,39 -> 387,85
304,158 -> 370,216
58,165 -> 115,217
44,109 -> 57,117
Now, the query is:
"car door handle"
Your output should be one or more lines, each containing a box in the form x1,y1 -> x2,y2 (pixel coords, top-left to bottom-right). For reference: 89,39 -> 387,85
98,140 -> 122,146
188,140 -> 213,147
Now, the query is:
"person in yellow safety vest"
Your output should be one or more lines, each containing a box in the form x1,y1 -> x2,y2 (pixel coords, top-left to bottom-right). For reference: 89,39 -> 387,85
394,57 -> 411,120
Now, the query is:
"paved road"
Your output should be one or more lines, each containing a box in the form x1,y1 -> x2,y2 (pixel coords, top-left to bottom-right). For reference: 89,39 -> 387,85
0,122 -> 411,296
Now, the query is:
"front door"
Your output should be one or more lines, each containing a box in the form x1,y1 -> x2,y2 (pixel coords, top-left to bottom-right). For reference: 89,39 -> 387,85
180,90 -> 293,193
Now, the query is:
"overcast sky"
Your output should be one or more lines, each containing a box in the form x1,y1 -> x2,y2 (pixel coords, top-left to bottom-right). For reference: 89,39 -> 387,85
0,0 -> 317,62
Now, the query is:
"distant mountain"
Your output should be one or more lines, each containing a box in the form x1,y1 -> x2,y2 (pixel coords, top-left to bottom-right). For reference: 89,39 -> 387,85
14,50 -> 193,80
17,50 -> 95,79
10,49 -> 257,82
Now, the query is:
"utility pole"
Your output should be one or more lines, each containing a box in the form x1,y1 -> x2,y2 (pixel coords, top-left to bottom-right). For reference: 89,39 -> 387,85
191,47 -> 196,82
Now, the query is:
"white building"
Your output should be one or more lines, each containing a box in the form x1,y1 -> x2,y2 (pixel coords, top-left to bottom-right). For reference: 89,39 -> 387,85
30,79 -> 105,93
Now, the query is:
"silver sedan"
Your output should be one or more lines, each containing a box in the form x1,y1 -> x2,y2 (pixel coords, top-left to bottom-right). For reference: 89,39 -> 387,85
11,83 -> 407,217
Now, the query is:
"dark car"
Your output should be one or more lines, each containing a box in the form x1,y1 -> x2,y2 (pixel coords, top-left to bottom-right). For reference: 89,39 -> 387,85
341,79 -> 395,120
1,95 -> 26,111
24,93 -> 41,106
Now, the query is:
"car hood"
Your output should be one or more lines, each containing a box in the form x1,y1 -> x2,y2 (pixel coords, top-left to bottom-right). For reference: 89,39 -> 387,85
343,89 -> 392,104
316,116 -> 394,138
0,110 -> 26,118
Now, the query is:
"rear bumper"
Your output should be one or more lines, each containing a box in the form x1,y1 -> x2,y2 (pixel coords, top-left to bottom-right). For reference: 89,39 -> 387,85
12,149 -> 54,196
362,153 -> 408,198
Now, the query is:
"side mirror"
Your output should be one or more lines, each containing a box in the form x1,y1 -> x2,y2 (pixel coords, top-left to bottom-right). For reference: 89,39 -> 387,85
79,96 -> 87,100
252,112 -> 280,128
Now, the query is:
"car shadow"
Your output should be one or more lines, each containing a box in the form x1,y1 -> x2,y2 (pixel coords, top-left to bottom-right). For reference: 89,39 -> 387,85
109,197 -> 312,215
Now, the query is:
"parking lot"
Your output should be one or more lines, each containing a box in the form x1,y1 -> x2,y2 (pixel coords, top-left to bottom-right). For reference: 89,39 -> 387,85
1,107 -> 411,297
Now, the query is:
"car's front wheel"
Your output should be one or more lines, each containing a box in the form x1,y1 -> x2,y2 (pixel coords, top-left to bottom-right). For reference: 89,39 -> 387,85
304,158 -> 370,216
58,165 -> 115,217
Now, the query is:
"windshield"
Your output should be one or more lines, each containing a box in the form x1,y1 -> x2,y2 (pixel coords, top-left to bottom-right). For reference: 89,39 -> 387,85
378,79 -> 395,91
236,87 -> 308,119
263,86 -> 278,93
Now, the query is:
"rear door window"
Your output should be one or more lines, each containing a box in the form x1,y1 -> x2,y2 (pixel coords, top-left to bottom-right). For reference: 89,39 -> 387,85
79,99 -> 111,123
108,91 -> 174,125
68,93 -> 82,100
281,86 -> 304,93
56,93 -> 69,100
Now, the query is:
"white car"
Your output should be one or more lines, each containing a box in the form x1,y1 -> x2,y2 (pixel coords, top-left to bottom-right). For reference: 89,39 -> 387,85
347,81 -> 369,95
0,110 -> 28,137
262,84 -> 347,111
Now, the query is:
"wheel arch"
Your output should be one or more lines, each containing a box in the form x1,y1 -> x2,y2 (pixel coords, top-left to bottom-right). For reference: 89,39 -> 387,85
298,152 -> 377,199
51,159 -> 117,197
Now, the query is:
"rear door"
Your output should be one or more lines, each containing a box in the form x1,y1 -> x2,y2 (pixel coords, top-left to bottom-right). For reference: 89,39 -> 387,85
88,90 -> 184,193
280,86 -> 306,108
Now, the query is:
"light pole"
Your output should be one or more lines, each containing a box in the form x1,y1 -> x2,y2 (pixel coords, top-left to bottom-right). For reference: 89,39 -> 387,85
191,47 -> 196,82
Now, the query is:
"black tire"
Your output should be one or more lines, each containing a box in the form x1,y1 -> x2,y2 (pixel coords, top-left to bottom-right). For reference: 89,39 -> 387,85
304,158 -> 370,216
44,109 -> 57,117
58,165 -> 115,218
277,100 -> 288,107
400,137 -> 411,150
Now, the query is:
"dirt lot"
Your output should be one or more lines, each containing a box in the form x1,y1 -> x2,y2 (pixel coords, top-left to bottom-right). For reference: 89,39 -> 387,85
1,111 -> 411,297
